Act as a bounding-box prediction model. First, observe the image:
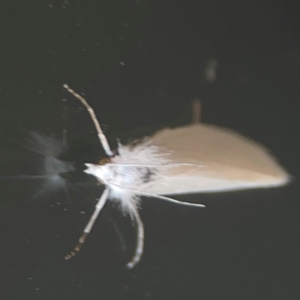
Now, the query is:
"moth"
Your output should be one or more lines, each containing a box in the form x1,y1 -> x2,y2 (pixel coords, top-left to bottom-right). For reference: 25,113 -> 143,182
63,85 -> 289,268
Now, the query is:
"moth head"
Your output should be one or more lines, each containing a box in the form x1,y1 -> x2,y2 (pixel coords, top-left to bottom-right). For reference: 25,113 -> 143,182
84,157 -> 112,185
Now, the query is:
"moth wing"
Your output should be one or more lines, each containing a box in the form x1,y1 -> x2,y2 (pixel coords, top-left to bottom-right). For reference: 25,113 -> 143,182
142,124 -> 289,195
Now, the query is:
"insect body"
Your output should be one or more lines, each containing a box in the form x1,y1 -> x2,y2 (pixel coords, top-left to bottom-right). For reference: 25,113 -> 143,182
63,85 -> 289,268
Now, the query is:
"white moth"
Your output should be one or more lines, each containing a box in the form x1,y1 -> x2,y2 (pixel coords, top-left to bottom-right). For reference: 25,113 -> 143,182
63,84 -> 289,269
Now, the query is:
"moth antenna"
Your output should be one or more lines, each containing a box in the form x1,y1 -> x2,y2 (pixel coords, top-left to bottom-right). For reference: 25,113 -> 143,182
107,181 -> 206,208
63,84 -> 113,157
126,206 -> 144,269
191,98 -> 201,124
65,188 -> 109,260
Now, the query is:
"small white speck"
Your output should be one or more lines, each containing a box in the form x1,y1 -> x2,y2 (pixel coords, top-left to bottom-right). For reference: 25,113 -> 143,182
48,4 -> 54,8
28,277 -> 33,280
79,211 -> 86,214
120,62 -> 125,66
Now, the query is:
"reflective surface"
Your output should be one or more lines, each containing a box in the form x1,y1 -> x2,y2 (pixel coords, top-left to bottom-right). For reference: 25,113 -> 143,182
0,1 -> 299,299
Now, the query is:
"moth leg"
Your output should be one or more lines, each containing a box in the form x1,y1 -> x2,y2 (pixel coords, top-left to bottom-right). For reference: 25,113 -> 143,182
107,180 -> 206,208
65,188 -> 109,260
126,207 -> 144,269
63,84 -> 113,157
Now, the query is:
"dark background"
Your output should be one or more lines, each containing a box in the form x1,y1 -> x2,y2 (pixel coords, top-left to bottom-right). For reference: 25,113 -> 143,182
0,1 -> 299,299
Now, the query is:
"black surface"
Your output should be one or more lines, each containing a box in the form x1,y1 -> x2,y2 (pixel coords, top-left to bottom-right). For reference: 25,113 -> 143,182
0,1 -> 299,299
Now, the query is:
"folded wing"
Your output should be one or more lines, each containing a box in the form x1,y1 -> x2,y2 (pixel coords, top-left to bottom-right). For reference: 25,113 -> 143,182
142,124 -> 289,195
